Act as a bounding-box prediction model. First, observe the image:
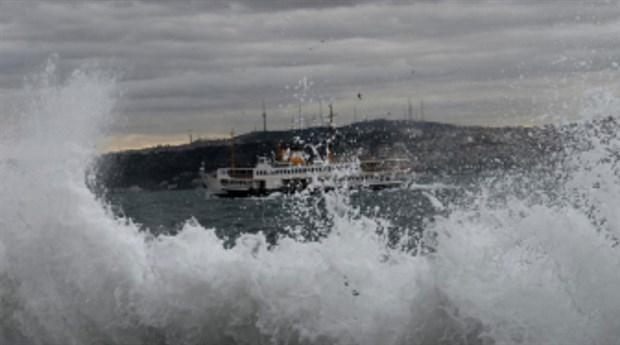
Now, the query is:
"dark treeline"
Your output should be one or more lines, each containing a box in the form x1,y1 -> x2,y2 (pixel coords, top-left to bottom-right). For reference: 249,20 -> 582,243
94,119 -> 561,191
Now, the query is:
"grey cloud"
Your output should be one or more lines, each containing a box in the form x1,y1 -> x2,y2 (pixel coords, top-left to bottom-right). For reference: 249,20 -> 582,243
2,1 -> 620,145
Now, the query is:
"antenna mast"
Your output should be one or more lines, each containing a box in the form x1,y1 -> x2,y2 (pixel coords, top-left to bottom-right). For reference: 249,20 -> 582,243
262,101 -> 267,132
419,100 -> 425,121
229,129 -> 235,168
328,103 -> 336,128
408,98 -> 413,121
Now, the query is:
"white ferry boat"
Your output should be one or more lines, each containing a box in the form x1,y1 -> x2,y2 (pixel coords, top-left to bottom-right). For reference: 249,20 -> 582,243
200,146 -> 411,197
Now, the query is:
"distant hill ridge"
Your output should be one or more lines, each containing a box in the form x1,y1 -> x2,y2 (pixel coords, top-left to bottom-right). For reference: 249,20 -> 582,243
95,119 -> 559,191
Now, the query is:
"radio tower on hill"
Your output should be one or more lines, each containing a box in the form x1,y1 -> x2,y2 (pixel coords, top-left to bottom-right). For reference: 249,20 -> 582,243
262,101 -> 267,132
419,100 -> 425,121
408,98 -> 413,121
328,104 -> 336,128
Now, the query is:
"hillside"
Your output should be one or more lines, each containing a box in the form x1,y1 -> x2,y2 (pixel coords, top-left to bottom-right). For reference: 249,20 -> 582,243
94,119 -> 561,191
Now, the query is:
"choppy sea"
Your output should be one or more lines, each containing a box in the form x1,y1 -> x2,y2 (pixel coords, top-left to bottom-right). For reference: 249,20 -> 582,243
3,65 -> 620,345
107,177 -> 460,246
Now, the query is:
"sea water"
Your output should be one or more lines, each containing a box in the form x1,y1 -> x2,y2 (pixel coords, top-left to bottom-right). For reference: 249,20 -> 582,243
2,63 -> 620,345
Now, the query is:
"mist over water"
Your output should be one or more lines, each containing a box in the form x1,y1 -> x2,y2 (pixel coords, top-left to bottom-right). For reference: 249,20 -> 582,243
2,65 -> 620,345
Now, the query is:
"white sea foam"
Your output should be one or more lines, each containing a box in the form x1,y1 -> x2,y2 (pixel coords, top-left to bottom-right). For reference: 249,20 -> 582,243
1,63 -> 620,345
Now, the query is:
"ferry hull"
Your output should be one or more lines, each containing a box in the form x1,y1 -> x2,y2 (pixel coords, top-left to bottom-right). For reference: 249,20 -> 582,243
203,173 -> 407,197
201,157 -> 411,198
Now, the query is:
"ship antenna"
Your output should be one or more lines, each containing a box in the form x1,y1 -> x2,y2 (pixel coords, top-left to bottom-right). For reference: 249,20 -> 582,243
298,101 -> 303,130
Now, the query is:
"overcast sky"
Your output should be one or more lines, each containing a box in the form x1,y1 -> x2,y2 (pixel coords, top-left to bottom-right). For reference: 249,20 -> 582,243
2,0 -> 620,151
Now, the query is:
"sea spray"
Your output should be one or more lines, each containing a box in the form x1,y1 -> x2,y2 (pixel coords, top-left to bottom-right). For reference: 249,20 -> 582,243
4,62 -> 620,344
0,64 -> 449,344
0,63 -> 151,344
425,95 -> 620,344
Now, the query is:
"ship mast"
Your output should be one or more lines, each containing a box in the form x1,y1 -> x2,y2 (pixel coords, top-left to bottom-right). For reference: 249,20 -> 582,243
298,101 -> 304,129
327,104 -> 337,163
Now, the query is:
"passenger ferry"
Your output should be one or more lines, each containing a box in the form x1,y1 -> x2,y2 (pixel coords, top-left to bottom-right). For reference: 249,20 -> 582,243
200,145 -> 411,197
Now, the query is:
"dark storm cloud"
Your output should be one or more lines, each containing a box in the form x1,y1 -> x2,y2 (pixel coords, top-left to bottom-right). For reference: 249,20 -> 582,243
1,0 -> 620,148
